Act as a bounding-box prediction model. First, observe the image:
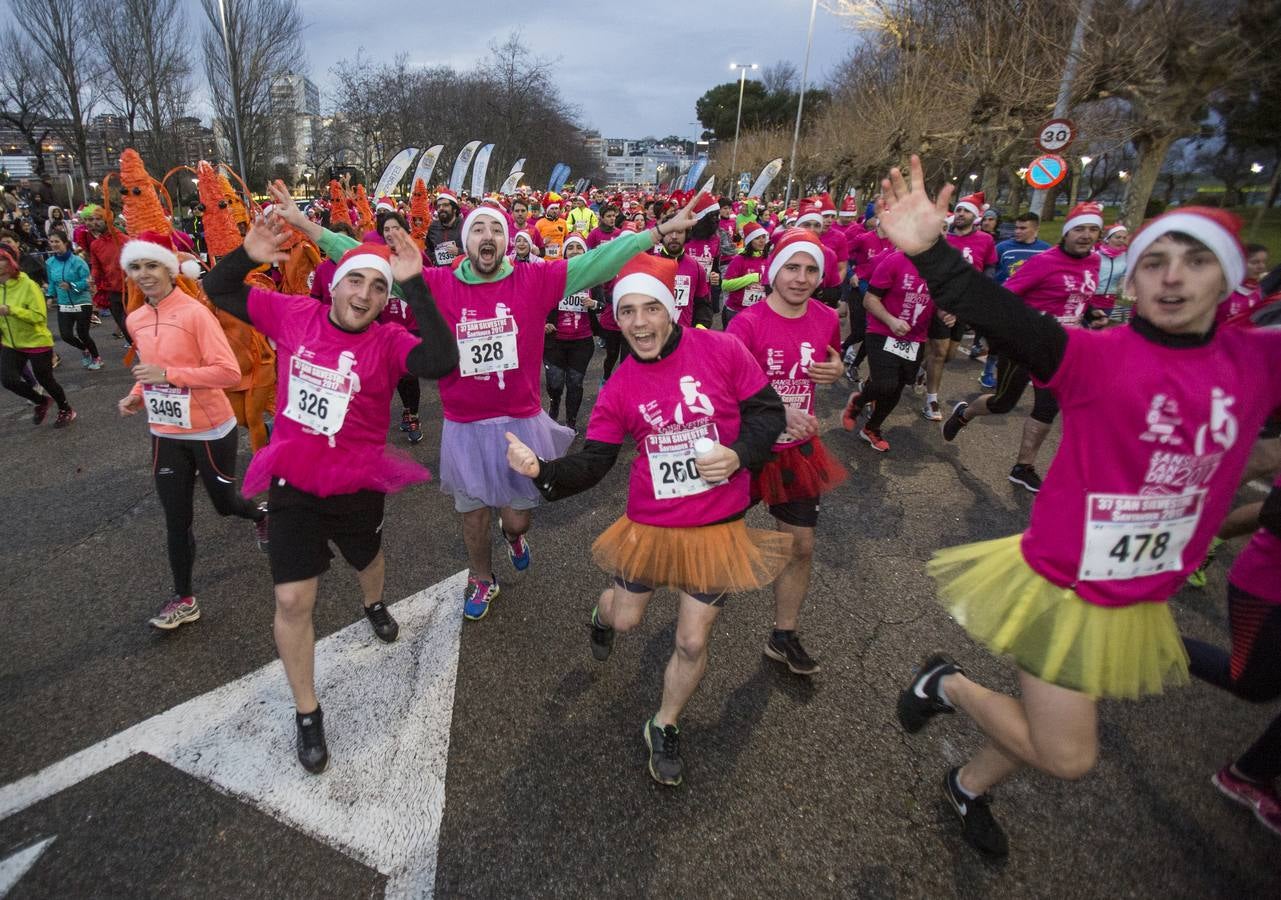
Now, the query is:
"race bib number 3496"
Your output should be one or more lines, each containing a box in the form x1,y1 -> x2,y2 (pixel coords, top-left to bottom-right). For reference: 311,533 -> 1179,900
456,316 -> 518,377
1077,490 -> 1205,581
143,385 -> 191,428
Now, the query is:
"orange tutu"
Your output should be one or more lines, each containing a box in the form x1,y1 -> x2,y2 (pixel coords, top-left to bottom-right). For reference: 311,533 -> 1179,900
752,436 -> 847,506
591,516 -> 793,595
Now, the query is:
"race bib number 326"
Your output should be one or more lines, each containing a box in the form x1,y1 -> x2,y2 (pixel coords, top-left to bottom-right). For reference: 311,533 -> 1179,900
282,356 -> 355,436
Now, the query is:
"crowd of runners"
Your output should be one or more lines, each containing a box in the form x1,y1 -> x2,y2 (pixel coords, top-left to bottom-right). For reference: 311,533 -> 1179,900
4,143 -> 1280,859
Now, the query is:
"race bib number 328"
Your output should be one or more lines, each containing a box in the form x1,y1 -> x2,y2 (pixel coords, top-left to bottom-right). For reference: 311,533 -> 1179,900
456,316 -> 518,377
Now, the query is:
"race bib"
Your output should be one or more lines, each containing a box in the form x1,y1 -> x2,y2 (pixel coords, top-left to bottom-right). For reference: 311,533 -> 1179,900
433,241 -> 459,266
456,317 -> 518,377
694,253 -> 714,276
742,284 -> 766,307
143,385 -> 191,428
58,303 -> 84,313
673,275 -> 691,308
545,241 -> 562,259
282,356 -> 355,436
772,378 -> 814,444
883,337 -> 921,361
645,424 -> 722,500
1078,491 -> 1205,581
559,292 -> 590,313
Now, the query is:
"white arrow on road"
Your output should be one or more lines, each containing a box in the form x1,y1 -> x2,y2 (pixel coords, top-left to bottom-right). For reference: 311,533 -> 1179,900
0,571 -> 468,898
0,836 -> 55,898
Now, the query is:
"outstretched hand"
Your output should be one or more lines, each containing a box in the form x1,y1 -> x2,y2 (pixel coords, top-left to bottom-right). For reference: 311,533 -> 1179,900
384,227 -> 425,282
241,214 -> 290,266
266,180 -> 307,228
661,179 -> 714,236
505,431 -> 540,478
876,155 -> 953,256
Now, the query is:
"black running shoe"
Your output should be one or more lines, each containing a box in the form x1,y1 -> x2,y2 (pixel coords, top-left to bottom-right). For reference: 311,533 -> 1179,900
363,601 -> 399,643
942,401 -> 969,442
643,718 -> 683,786
763,630 -> 821,676
898,652 -> 961,733
588,606 -> 615,661
943,767 -> 1009,857
1008,464 -> 1043,493
296,708 -> 329,774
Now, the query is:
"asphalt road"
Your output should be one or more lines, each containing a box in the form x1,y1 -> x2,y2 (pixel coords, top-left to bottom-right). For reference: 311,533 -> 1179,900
1,330 -> 1278,898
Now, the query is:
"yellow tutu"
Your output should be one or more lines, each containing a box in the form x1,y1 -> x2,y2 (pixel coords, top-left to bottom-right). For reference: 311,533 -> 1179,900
592,515 -> 793,596
927,534 -> 1189,700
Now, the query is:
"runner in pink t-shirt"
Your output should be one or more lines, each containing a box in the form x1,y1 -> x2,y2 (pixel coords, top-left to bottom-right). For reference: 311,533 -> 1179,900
542,234 -> 597,430
505,251 -> 790,787
941,206 -> 1106,492
841,250 -> 937,451
726,229 -> 846,675
880,157 -> 1281,859
653,214 -> 713,328
204,214 -> 458,775
720,222 -> 770,327
1181,474 -> 1281,834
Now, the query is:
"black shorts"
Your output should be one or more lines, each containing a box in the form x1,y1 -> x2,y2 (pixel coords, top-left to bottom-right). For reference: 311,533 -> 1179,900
613,576 -> 726,607
928,316 -> 965,342
768,497 -> 820,528
267,480 -> 386,585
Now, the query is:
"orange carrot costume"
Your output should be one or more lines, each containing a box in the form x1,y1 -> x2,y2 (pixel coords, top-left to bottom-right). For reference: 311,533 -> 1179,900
410,178 -> 431,249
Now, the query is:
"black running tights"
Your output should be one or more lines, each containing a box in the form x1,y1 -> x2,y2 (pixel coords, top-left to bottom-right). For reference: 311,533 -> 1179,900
1,346 -> 68,409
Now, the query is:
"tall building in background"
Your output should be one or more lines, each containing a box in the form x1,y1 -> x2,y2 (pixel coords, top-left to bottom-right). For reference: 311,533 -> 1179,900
270,72 -> 322,177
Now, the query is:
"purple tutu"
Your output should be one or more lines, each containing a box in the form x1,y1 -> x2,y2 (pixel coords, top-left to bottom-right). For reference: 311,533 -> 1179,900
438,412 -> 574,509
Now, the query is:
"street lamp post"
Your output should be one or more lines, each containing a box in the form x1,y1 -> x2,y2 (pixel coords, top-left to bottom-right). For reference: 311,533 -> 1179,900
729,62 -> 758,199
784,0 -> 819,208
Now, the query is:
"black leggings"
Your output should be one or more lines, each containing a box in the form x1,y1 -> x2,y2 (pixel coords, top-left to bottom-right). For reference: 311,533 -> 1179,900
984,355 -> 1059,424
104,292 -> 128,340
600,329 -> 625,379
1,346 -> 68,410
1184,583 -> 1281,782
543,337 -> 594,424
396,374 -> 421,415
152,429 -> 262,597
862,334 -> 919,431
58,308 -> 99,358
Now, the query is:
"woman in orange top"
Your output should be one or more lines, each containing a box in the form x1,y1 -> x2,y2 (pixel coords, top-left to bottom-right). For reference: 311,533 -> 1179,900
117,234 -> 267,631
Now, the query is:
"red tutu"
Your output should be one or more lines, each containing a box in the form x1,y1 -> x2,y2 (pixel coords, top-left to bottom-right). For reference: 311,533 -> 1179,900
752,436 -> 847,506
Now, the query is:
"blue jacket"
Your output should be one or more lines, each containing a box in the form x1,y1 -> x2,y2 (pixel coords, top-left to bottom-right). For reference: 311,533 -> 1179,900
44,252 -> 92,308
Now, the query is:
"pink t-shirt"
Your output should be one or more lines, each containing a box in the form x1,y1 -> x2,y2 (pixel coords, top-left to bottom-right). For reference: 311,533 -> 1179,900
820,227 -> 849,267
818,243 -> 841,290
866,251 -> 936,343
685,237 -> 719,279
1216,283 -> 1263,324
1004,246 -> 1100,325
586,327 -> 768,527
946,230 -> 998,272
378,295 -> 418,332
723,253 -> 769,311
424,261 -> 568,422
851,231 -> 895,281
310,258 -> 337,304
650,252 -> 710,328
243,289 -> 422,497
1228,477 -> 1281,603
1021,324 -> 1281,607
553,289 -> 595,341
726,299 -> 840,449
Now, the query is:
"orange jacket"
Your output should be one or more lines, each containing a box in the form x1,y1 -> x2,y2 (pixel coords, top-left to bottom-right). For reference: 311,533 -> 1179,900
535,217 -> 570,258
126,288 -> 241,435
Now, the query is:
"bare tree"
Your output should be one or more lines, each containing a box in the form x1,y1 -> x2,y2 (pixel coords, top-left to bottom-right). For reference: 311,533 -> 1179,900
199,0 -> 303,184
760,61 -> 799,95
10,0 -> 101,185
0,26 -> 54,174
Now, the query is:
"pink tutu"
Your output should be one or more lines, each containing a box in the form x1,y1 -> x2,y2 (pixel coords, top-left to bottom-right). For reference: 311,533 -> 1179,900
243,442 -> 430,498
438,412 -> 573,508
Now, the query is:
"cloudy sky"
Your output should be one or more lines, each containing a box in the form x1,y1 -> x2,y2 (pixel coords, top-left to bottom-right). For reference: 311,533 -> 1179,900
190,0 -> 861,138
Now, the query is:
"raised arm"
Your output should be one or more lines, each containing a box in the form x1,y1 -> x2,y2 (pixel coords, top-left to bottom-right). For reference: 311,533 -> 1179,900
384,228 -> 458,379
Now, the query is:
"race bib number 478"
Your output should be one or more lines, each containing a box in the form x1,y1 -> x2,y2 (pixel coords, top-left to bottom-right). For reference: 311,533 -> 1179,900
1077,490 -> 1205,581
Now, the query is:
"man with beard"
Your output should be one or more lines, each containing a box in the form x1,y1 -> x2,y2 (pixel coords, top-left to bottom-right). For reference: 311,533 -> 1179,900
274,182 -> 706,619
428,190 -> 464,267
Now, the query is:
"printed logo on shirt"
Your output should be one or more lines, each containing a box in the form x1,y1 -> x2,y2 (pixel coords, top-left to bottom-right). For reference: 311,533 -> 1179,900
765,347 -> 786,377
674,375 -> 715,425
1138,394 -> 1184,446
787,342 -> 817,379
1194,388 -> 1238,455
1136,387 -> 1238,492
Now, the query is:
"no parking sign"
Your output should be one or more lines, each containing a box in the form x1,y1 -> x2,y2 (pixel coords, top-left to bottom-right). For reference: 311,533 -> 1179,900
1025,155 -> 1068,190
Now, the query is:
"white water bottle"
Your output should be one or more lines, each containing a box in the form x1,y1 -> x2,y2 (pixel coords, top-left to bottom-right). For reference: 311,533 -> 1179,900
694,437 -> 720,483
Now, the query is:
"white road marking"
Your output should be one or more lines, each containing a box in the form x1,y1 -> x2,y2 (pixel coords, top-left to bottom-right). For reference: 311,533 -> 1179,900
0,571 -> 468,898
0,836 -> 55,898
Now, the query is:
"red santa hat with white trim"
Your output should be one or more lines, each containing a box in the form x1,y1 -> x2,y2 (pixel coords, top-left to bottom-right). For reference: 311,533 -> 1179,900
953,192 -> 985,218
795,198 -> 825,227
329,242 -> 393,292
119,230 -> 181,277
1062,201 -> 1104,235
690,192 -> 719,221
1103,222 -> 1129,240
461,204 -> 511,245
767,228 -> 826,284
741,221 -> 768,247
612,253 -> 678,320
1124,206 -> 1246,300
436,189 -> 460,208
376,195 -> 397,213
563,232 -> 588,255
839,194 -> 858,216
817,192 -> 838,217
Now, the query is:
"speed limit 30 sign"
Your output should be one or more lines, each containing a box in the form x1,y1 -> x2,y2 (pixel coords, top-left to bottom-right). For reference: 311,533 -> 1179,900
1037,119 -> 1076,153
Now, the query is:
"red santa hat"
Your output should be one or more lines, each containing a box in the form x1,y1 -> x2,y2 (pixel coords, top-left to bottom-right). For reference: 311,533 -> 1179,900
330,242 -> 393,292
795,199 -> 825,227
376,195 -> 397,213
690,192 -> 719,221
1104,222 -> 1129,240
817,192 -> 838,216
542,191 -> 562,210
612,252 -> 678,320
741,221 -> 768,247
436,189 -> 460,208
1062,201 -> 1104,235
120,230 -> 180,277
1125,206 -> 1246,299
767,228 -> 825,284
839,194 -> 858,216
563,232 -> 588,255
461,205 -> 511,245
953,192 -> 985,218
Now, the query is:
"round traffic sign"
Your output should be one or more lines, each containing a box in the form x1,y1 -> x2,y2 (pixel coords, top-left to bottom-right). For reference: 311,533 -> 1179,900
1037,118 -> 1075,152
1025,154 -> 1068,190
